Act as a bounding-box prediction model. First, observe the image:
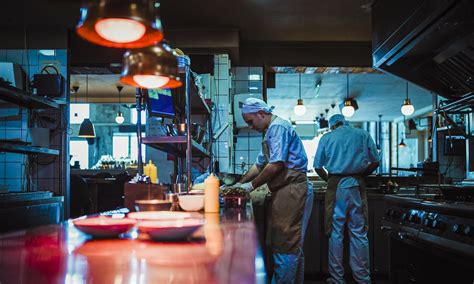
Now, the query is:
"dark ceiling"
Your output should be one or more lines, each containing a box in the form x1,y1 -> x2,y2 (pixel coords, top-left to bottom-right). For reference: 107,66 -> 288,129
0,0 -> 373,66
160,0 -> 372,42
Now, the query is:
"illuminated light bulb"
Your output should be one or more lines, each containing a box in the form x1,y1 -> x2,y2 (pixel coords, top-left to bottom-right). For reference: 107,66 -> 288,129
401,99 -> 415,116
115,112 -> 124,124
342,105 -> 355,117
133,75 -> 170,89
294,99 -> 307,116
95,18 -> 146,43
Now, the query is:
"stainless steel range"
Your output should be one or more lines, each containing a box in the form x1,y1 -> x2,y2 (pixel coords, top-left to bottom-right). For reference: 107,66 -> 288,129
382,194 -> 474,283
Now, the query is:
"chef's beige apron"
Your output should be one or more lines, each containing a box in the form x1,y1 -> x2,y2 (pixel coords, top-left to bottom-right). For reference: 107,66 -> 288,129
324,174 -> 369,236
262,117 -> 308,254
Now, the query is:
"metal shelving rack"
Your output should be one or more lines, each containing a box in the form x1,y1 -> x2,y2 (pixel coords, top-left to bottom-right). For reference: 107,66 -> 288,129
0,83 -> 61,156
141,57 -> 212,192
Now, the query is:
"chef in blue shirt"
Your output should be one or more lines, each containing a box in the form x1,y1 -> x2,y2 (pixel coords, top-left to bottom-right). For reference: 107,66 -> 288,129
236,98 -> 313,284
313,114 -> 379,284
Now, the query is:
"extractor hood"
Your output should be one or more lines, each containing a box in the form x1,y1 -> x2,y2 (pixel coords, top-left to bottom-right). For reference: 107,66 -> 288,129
372,0 -> 473,99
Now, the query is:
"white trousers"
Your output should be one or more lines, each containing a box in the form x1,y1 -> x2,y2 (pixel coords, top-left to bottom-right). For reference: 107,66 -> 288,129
328,186 -> 371,284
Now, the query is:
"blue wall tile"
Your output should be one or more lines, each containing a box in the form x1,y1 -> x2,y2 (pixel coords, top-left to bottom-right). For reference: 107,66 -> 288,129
6,50 -> 23,65
0,49 -> 6,61
27,50 -> 39,66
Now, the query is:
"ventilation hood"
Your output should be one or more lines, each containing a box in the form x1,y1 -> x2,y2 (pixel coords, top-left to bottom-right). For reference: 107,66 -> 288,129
372,0 -> 473,99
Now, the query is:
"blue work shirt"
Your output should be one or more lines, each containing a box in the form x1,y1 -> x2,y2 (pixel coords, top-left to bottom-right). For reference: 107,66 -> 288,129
256,116 -> 308,173
313,125 -> 379,188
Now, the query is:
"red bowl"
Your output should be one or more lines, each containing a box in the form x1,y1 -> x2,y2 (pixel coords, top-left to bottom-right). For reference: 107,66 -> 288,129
72,217 -> 136,238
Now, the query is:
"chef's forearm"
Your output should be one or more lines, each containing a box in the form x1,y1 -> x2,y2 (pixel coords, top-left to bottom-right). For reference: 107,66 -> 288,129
240,164 -> 261,183
315,168 -> 328,182
250,162 -> 284,188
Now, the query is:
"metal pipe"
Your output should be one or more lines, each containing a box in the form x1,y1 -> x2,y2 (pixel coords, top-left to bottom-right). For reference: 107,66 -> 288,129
136,88 -> 143,175
185,64 -> 192,193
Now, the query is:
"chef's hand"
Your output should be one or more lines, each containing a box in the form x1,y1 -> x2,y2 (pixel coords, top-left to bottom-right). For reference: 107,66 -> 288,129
240,182 -> 254,192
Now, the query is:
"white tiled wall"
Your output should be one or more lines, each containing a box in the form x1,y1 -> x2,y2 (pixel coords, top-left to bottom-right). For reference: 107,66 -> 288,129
213,54 -> 231,173
230,67 -> 264,174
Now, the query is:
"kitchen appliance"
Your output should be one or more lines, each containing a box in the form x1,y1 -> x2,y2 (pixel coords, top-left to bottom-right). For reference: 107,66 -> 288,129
381,191 -> 474,283
372,0 -> 474,99
32,65 -> 65,98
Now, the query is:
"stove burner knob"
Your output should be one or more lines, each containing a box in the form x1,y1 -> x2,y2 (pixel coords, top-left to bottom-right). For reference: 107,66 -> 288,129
432,220 -> 445,231
452,224 -> 464,234
401,213 -> 409,221
464,226 -> 474,237
409,214 -> 420,223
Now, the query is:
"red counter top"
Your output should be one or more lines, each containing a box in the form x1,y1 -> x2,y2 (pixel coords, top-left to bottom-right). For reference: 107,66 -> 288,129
0,205 -> 266,284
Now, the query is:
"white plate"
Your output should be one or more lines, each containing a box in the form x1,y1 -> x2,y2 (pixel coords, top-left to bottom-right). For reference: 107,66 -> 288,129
138,219 -> 204,241
127,211 -> 192,221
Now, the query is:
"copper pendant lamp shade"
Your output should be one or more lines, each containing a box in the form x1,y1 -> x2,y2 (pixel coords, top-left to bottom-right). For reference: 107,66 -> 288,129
76,0 -> 164,48
120,43 -> 182,89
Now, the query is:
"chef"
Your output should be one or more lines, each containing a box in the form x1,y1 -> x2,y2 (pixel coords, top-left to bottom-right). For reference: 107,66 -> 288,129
236,98 -> 313,284
313,114 -> 379,284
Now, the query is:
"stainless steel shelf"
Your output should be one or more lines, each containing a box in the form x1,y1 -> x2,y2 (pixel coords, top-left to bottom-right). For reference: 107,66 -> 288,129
0,85 -> 60,109
142,136 -> 210,158
0,142 -> 60,156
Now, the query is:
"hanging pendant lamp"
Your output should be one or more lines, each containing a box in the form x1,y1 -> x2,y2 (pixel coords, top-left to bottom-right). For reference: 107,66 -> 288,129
79,75 -> 96,138
294,73 -> 306,116
398,138 -> 407,148
401,82 -> 415,116
341,74 -> 355,118
115,85 -> 125,124
76,0 -> 163,48
120,43 -> 182,89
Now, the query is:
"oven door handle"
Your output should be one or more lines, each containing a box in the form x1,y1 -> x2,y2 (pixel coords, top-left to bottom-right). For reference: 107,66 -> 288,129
380,225 -> 393,232
397,231 -> 415,240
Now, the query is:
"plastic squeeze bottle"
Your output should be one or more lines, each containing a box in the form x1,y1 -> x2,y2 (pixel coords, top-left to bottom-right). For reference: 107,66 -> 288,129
144,160 -> 158,184
204,173 -> 220,213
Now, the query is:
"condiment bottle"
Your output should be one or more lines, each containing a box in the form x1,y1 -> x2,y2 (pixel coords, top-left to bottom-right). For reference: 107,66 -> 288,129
144,160 -> 158,184
204,173 -> 220,213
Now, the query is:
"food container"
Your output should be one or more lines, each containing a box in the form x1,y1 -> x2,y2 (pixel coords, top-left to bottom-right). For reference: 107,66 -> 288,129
223,196 -> 247,209
178,194 -> 205,211
135,199 -> 173,212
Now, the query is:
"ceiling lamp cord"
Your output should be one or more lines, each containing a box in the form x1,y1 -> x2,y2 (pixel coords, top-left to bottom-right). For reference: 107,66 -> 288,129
78,74 -> 96,138
72,85 -> 79,117
401,81 -> 415,116
341,74 -> 355,117
294,73 -> 307,116
116,85 -> 125,124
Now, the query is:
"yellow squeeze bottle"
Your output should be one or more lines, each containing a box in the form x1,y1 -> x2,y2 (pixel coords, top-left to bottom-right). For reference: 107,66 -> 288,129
144,160 -> 158,184
204,173 -> 220,213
